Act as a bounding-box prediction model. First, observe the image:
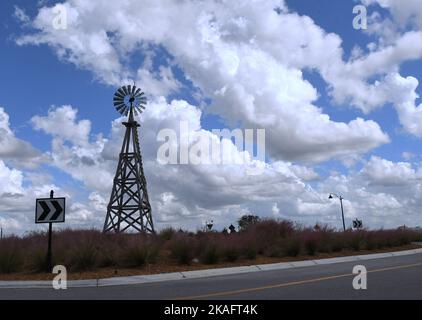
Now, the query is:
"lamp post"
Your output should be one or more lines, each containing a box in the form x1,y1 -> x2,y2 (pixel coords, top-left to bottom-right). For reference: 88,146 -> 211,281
329,193 -> 346,231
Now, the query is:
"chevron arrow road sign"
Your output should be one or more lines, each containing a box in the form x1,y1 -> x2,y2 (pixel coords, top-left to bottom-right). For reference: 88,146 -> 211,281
35,197 -> 66,223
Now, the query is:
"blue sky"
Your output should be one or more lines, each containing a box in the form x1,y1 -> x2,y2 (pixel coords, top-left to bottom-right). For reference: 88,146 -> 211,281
0,0 -> 415,171
2,0 -> 422,234
1,2 -> 113,145
288,0 -> 422,165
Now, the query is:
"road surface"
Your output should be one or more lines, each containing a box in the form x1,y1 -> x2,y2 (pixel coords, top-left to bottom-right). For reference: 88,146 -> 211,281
1,252 -> 422,299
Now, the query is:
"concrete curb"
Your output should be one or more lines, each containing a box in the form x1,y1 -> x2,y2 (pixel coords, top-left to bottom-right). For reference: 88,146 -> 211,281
1,248 -> 422,289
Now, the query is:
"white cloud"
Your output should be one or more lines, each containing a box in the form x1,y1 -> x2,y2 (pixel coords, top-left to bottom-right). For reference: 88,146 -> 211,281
329,1 -> 422,136
16,0 -> 390,163
0,106 -> 46,168
363,0 -> 422,29
387,74 -> 422,137
26,101 -> 333,231
13,6 -> 30,24
2,103 -> 422,233
0,160 -> 24,196
0,108 -> 109,235
361,156 -> 420,186
316,168 -> 417,228
16,2 -> 125,85
0,157 -> 66,235
402,151 -> 415,161
31,105 -> 91,146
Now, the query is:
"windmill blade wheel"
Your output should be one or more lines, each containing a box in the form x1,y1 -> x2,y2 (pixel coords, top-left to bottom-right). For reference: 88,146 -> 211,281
113,85 -> 147,116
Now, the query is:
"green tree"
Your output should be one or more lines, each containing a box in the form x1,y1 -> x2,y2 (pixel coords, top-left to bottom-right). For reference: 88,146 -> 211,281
238,215 -> 260,230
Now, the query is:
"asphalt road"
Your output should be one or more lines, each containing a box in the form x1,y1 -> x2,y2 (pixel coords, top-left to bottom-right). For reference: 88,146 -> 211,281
1,252 -> 422,300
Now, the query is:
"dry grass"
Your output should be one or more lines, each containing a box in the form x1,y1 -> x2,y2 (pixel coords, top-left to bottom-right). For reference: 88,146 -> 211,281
1,219 -> 422,280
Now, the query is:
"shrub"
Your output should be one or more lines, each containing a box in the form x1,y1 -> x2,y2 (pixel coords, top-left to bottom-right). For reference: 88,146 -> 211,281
235,233 -> 259,260
220,246 -> 239,262
303,236 -> 318,256
410,230 -> 422,242
0,221 -> 420,275
68,245 -> 98,271
28,250 -> 49,273
122,246 -> 158,268
169,237 -> 195,265
283,238 -> 301,257
331,234 -> 344,252
245,247 -> 258,260
362,232 -> 377,250
159,227 -> 176,241
246,220 -> 294,239
97,248 -> 118,268
241,220 -> 295,255
265,239 -> 288,258
393,230 -> 411,247
200,245 -> 219,265
315,226 -> 336,253
0,238 -> 24,273
0,249 -> 23,273
347,232 -> 365,251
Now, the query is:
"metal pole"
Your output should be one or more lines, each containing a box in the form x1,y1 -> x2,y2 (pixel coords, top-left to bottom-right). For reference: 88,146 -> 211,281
340,196 -> 346,232
46,222 -> 53,272
46,190 -> 54,272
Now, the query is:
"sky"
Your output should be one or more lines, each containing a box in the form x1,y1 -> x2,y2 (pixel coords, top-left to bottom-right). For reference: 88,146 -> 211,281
1,0 -> 422,235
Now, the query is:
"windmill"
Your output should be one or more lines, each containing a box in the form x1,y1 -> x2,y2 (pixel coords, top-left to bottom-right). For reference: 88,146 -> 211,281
103,84 -> 155,233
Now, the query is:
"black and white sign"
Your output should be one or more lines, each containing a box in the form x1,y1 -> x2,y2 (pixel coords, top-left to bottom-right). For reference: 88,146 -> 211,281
35,197 -> 66,223
353,219 -> 363,229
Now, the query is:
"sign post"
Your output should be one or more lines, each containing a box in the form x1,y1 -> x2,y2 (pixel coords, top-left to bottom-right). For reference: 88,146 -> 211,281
46,189 -> 54,273
35,190 -> 66,272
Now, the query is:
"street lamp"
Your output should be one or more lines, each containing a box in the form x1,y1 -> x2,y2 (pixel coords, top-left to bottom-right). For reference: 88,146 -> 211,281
329,193 -> 346,231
